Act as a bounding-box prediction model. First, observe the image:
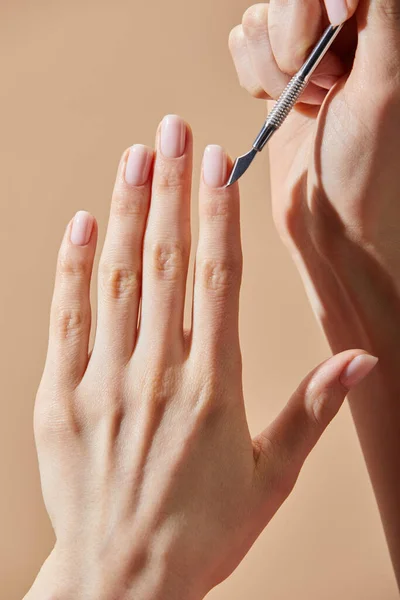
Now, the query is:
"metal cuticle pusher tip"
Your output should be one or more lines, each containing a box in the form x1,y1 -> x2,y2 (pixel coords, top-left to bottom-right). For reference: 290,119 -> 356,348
226,23 -> 344,187
226,148 -> 258,187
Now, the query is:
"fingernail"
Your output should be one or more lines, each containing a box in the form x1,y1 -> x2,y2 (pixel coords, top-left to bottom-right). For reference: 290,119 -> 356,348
160,114 -> 186,158
340,354 -> 379,389
312,74 -> 341,90
203,145 -> 227,188
324,0 -> 349,26
70,211 -> 94,246
125,144 -> 153,186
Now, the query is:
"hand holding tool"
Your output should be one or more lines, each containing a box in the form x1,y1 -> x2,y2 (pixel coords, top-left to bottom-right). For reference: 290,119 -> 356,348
226,23 -> 344,187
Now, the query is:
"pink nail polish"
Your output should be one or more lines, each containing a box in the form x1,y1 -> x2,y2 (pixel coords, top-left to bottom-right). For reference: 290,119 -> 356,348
324,0 -> 348,26
70,211 -> 94,246
160,115 -> 186,158
340,354 -> 379,389
203,145 -> 227,188
125,145 -> 153,186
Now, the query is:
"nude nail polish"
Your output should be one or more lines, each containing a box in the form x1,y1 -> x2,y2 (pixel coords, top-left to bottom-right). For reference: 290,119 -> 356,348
125,144 -> 152,186
324,0 -> 348,26
340,354 -> 379,389
70,211 -> 94,246
160,115 -> 186,158
203,145 -> 227,188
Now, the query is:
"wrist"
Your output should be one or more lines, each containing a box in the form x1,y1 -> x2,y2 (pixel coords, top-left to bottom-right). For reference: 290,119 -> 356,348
24,551 -> 73,600
25,546 -> 201,600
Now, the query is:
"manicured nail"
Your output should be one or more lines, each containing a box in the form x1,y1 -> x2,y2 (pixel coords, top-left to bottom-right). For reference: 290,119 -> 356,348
125,144 -> 153,186
70,211 -> 94,246
312,74 -> 341,90
203,145 -> 227,188
324,0 -> 348,25
340,354 -> 379,389
160,114 -> 186,158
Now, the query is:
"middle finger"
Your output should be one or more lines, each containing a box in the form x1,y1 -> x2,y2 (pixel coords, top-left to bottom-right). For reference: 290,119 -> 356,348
138,115 -> 192,358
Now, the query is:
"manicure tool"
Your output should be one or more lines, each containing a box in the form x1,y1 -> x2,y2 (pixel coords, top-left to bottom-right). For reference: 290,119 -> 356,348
226,23 -> 344,187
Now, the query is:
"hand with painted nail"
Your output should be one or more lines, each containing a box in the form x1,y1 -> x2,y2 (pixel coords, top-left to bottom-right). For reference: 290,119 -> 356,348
230,0 -> 400,583
25,115 -> 378,600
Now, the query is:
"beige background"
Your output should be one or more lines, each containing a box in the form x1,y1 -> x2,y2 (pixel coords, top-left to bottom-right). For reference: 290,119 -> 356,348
0,0 -> 397,597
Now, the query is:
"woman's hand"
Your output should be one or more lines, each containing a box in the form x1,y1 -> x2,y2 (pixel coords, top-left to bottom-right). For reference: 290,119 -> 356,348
229,0 -> 400,302
25,116 -> 376,600
229,0 -> 400,582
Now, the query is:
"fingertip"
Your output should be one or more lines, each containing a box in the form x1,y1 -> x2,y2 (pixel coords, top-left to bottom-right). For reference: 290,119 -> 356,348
281,350 -> 363,430
242,3 -> 268,33
70,211 -> 95,247
324,0 -> 350,26
253,348 -> 377,496
157,114 -> 192,159
339,353 -> 379,389
304,350 -> 378,423
124,144 -> 154,187
202,145 -> 229,189
202,145 -> 227,188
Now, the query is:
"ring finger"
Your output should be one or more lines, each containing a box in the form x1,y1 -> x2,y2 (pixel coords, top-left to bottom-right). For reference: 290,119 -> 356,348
92,145 -> 153,365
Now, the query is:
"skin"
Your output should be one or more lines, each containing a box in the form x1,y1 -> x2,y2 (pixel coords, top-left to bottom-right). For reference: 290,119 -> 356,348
229,0 -> 400,585
25,118 -> 377,600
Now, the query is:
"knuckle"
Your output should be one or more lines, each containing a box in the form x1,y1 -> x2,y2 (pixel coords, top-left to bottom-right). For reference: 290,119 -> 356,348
242,4 -> 265,35
54,307 -> 86,340
201,191 -> 233,219
142,364 -> 178,409
155,161 -> 186,194
100,263 -> 141,301
189,370 -> 228,418
58,253 -> 90,279
198,258 -> 241,293
275,53 -> 296,77
34,392 -> 79,444
275,40 -> 310,75
253,436 -> 297,499
248,84 -> 268,99
112,187 -> 149,217
150,241 -> 186,281
305,385 -> 337,429
89,395 -> 126,439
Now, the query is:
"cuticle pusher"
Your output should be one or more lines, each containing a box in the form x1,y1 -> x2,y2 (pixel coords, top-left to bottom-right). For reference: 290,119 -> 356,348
226,22 -> 344,187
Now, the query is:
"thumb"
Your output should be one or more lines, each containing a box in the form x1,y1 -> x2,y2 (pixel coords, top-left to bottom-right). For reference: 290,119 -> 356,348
323,0 -> 400,73
323,0 -> 399,30
253,350 -> 378,497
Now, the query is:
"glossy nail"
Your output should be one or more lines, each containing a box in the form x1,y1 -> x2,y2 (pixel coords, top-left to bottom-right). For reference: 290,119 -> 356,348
160,114 -> 186,158
125,144 -> 153,186
340,354 -> 379,389
324,0 -> 348,26
203,145 -> 227,188
70,211 -> 94,246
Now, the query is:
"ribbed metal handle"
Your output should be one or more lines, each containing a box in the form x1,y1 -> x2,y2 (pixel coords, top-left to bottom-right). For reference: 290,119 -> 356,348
253,76 -> 307,151
267,76 -> 308,128
252,24 -> 344,154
